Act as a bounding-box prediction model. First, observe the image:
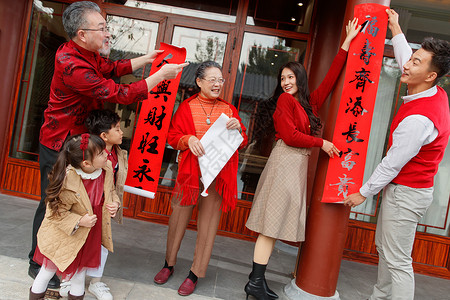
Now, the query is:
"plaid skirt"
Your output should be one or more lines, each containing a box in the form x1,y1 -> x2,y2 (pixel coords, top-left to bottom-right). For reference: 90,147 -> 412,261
246,139 -> 311,242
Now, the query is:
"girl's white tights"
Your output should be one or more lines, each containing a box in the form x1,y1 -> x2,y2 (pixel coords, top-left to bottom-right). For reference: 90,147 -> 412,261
31,265 -> 56,294
31,265 -> 86,296
70,269 -> 87,296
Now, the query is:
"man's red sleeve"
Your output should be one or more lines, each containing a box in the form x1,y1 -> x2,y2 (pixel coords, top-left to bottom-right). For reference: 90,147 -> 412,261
98,57 -> 133,79
64,61 -> 148,105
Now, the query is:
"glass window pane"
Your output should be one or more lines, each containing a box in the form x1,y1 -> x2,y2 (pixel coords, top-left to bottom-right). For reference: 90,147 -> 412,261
246,0 -> 314,33
172,27 -> 227,64
111,0 -> 237,23
104,15 -> 159,151
10,1 -> 68,161
233,32 -> 307,200
158,27 -> 228,188
388,4 -> 450,43
108,16 -> 158,58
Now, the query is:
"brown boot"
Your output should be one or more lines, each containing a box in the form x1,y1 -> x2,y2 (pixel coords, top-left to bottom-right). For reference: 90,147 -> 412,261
68,292 -> 85,300
29,288 -> 46,300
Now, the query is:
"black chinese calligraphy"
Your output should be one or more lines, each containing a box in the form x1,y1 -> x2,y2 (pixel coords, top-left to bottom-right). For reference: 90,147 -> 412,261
156,53 -> 173,68
340,148 -> 360,171
137,132 -> 149,154
137,132 -> 159,154
342,122 -> 364,143
359,39 -> 376,65
132,159 -> 155,182
149,80 -> 172,102
144,106 -> 166,130
349,67 -> 374,93
360,15 -> 379,37
345,96 -> 368,117
329,174 -> 355,198
147,136 -> 159,154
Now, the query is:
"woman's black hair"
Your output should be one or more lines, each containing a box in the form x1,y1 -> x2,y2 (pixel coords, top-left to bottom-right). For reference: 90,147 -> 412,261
272,62 -> 322,135
253,61 -> 322,145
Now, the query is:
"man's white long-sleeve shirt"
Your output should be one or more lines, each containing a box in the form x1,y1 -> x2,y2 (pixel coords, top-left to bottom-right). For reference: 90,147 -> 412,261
359,34 -> 438,197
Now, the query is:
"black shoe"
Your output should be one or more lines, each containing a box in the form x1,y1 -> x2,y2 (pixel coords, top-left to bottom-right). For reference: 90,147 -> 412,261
28,265 -> 40,279
28,265 -> 61,289
245,279 -> 270,300
48,273 -> 60,289
263,279 -> 278,299
248,271 -> 278,299
245,262 -> 271,300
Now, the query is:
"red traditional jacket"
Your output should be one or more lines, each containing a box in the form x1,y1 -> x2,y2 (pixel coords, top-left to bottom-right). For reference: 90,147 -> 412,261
40,40 -> 148,151
167,94 -> 248,211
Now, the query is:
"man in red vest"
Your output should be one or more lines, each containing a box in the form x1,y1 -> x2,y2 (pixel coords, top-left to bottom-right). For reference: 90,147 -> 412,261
344,9 -> 450,300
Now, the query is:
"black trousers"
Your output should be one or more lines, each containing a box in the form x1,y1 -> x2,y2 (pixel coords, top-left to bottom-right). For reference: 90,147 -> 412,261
28,143 -> 59,267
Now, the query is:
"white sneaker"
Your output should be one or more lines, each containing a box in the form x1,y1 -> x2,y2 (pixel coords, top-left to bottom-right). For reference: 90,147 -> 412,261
88,281 -> 113,300
59,280 -> 71,297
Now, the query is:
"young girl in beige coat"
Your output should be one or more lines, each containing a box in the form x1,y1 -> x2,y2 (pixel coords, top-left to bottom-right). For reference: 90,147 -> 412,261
29,134 -> 120,300
59,109 -> 129,300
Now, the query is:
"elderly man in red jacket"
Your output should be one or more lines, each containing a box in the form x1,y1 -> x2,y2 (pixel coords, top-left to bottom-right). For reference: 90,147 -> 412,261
344,9 -> 450,300
28,1 -> 187,289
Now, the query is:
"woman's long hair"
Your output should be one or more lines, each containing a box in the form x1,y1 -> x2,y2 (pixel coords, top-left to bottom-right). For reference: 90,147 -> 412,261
273,62 -> 322,135
45,134 -> 105,217
253,62 -> 323,147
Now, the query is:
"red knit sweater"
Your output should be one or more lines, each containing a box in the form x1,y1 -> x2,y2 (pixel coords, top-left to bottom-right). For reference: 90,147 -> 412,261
273,48 -> 348,148
391,86 -> 450,188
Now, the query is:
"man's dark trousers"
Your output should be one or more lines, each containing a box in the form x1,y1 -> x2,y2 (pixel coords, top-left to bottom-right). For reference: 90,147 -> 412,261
28,143 -> 59,287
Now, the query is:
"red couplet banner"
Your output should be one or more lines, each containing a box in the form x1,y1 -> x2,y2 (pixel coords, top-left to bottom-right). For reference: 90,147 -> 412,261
321,3 -> 388,203
124,43 -> 186,199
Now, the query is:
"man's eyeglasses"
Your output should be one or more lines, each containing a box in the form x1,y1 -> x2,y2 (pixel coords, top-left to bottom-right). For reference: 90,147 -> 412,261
80,26 -> 110,33
202,78 -> 225,84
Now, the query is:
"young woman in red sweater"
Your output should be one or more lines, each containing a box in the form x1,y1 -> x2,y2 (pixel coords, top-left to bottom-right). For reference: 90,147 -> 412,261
244,18 -> 361,300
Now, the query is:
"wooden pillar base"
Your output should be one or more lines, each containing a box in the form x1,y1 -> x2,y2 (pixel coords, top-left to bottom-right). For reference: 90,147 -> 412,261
284,279 -> 340,300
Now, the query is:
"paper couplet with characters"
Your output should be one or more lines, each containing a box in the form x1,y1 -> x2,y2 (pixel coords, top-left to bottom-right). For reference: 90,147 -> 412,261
124,43 -> 186,199
321,3 -> 388,203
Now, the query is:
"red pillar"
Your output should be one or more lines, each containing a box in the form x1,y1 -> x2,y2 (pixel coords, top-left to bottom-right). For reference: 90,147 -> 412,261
288,0 -> 391,298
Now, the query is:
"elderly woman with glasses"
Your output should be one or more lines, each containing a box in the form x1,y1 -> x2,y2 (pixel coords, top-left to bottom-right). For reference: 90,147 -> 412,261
153,61 -> 248,296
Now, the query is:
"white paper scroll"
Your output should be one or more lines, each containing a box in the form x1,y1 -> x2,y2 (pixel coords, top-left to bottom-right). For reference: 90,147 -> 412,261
199,113 -> 244,197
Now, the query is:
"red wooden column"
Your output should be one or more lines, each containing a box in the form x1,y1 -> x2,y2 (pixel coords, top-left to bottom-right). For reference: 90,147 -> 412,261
285,0 -> 390,298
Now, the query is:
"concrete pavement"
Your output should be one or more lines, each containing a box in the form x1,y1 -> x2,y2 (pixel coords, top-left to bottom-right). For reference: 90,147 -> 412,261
0,194 -> 448,300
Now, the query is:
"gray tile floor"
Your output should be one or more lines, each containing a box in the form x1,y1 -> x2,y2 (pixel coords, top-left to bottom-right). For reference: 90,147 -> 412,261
0,194 -> 449,299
